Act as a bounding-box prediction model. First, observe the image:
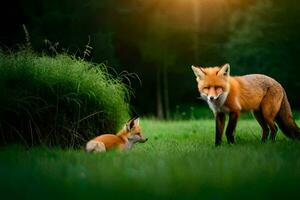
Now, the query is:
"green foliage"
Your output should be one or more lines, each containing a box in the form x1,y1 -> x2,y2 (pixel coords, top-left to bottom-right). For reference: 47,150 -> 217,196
0,50 -> 129,147
3,0 -> 300,114
226,0 -> 300,105
1,119 -> 300,199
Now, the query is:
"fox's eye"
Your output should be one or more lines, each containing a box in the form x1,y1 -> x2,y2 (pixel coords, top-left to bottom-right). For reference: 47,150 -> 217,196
203,86 -> 210,90
216,86 -> 223,90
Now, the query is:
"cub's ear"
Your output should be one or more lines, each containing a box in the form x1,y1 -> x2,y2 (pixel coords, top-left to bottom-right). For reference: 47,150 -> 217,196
124,123 -> 130,132
217,63 -> 230,76
191,65 -> 206,78
133,118 -> 139,127
126,117 -> 139,130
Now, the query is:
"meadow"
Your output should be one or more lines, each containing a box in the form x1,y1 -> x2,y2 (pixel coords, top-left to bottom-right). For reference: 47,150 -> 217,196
1,118 -> 300,200
2,1 -> 300,199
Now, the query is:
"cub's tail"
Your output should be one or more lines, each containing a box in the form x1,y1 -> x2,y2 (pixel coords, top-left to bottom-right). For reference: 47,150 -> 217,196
86,140 -> 106,152
275,91 -> 300,139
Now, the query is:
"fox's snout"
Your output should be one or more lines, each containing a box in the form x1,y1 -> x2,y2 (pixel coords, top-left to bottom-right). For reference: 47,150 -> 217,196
208,95 -> 219,101
140,137 -> 148,143
127,133 -> 148,143
206,92 -> 223,101
136,135 -> 148,143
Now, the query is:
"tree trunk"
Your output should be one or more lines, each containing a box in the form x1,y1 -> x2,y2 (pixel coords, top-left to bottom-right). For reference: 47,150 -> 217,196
163,64 -> 170,119
193,0 -> 200,63
156,67 -> 164,119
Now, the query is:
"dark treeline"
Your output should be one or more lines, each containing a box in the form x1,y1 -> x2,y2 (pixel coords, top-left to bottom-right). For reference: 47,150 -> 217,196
1,0 -> 300,118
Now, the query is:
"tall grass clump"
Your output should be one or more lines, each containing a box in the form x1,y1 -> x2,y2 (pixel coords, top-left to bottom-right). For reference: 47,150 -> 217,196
0,49 -> 130,147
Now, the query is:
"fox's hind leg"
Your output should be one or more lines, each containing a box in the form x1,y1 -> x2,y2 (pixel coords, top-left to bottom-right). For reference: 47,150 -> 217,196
260,87 -> 283,141
264,117 -> 278,141
253,109 -> 269,142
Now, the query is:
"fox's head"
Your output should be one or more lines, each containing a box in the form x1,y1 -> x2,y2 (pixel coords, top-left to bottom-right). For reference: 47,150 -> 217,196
123,117 -> 148,143
191,64 -> 230,104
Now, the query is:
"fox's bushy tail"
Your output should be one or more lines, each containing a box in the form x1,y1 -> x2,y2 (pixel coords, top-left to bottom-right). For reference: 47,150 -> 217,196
86,140 -> 106,152
275,91 -> 300,139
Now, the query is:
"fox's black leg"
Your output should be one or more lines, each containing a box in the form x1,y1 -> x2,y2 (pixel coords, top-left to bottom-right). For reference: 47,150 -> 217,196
253,110 -> 270,142
225,112 -> 239,144
215,112 -> 226,146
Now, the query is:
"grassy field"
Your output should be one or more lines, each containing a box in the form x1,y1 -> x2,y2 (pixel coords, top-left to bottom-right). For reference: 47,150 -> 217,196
1,119 -> 300,199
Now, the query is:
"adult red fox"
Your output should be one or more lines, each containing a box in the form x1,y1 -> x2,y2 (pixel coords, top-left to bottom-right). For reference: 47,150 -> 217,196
86,117 -> 147,152
192,64 -> 300,146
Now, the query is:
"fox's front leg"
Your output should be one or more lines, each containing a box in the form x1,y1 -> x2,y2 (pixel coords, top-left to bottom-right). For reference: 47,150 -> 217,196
225,112 -> 240,144
215,112 -> 226,146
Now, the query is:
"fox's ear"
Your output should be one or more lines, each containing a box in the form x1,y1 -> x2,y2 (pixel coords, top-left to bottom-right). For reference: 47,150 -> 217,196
217,63 -> 230,76
127,117 -> 139,130
133,118 -> 139,127
191,65 -> 206,78
124,124 -> 130,132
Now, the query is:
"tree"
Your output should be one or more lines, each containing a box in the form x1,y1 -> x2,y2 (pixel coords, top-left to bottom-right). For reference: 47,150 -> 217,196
138,9 -> 176,119
226,0 -> 300,106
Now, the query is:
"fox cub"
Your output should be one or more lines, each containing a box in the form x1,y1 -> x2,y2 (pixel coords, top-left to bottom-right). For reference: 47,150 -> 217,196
86,117 -> 147,152
192,64 -> 300,146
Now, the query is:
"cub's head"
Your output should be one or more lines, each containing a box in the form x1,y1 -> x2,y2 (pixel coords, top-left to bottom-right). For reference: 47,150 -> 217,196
124,117 -> 148,143
191,64 -> 230,102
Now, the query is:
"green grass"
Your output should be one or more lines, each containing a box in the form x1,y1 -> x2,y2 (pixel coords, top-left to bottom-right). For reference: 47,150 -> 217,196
1,119 -> 300,199
0,50 -> 129,147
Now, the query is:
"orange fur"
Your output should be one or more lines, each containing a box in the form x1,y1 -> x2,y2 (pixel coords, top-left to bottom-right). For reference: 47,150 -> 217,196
192,64 -> 300,145
86,118 -> 147,152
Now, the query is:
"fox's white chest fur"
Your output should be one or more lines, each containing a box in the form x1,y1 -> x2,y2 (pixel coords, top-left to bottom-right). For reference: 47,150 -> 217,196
201,92 -> 229,114
124,140 -> 134,150
207,100 -> 229,113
